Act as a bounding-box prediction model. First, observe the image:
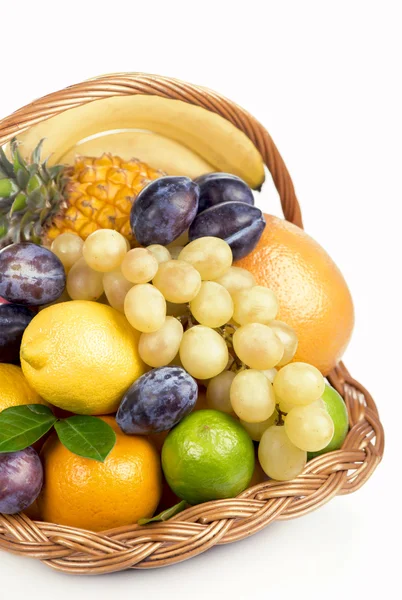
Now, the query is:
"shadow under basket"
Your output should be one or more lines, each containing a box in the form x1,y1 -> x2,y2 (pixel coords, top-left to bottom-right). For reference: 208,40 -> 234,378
0,73 -> 384,575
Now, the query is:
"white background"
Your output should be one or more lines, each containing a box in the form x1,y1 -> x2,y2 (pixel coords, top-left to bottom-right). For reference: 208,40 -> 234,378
1,1 -> 400,598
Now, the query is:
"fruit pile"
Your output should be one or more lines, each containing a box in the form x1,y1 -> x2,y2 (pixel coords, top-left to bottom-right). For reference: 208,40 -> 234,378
0,143 -> 351,532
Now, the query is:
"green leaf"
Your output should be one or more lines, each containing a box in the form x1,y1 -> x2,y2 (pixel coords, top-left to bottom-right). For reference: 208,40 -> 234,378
0,178 -> 18,198
27,173 -> 42,194
31,139 -> 45,165
0,147 -> 15,178
12,145 -> 28,175
19,209 -> 34,231
26,187 -> 45,210
10,192 -> 27,214
138,501 -> 189,525
48,165 -> 64,180
0,405 -> 57,452
16,167 -> 29,189
0,222 -> 8,239
54,416 -> 116,462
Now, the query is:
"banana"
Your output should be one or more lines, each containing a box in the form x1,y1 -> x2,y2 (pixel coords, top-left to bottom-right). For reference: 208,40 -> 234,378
14,95 -> 265,188
59,130 -> 214,179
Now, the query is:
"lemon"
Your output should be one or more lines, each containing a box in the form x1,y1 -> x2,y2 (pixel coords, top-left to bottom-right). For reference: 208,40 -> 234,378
0,364 -> 45,412
20,301 -> 146,415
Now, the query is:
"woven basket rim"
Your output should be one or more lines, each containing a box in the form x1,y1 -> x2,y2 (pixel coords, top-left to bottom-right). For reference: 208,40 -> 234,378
0,73 -> 384,575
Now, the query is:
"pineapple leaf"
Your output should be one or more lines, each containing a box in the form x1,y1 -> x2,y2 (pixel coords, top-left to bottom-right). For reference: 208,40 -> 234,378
34,220 -> 43,236
9,223 -> 21,244
39,206 -> 51,226
0,220 -> 8,239
27,164 -> 39,177
19,210 -> 34,232
31,139 -> 45,165
27,173 -> 42,194
11,141 -> 30,179
27,187 -> 46,207
10,193 -> 28,215
40,159 -> 51,183
0,147 -> 15,178
13,149 -> 27,175
0,178 -> 18,198
22,219 -> 35,242
16,168 -> 30,190
48,165 -> 65,179
0,196 -> 14,211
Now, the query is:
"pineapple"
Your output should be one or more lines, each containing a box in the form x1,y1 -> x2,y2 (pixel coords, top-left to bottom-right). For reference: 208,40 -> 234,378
0,139 -> 162,248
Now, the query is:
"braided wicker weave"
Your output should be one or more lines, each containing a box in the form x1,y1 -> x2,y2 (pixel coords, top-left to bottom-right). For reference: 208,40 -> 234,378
0,74 -> 384,575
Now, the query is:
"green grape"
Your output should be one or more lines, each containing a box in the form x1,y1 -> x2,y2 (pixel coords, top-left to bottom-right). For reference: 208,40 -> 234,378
146,244 -> 171,263
139,316 -> 183,367
179,325 -> 228,379
260,368 -> 277,383
103,270 -> 133,312
258,426 -> 307,481
284,404 -> 335,452
179,237 -> 232,280
190,281 -> 234,328
230,369 -> 276,423
206,371 -> 236,414
281,397 -> 325,413
269,320 -> 298,367
82,229 -> 127,272
121,248 -> 159,283
214,266 -> 256,296
124,284 -> 166,332
232,286 -> 279,325
240,410 -> 278,441
278,398 -> 297,413
67,258 -> 104,301
51,233 -> 83,272
153,260 -> 201,303
233,323 -> 284,369
273,362 -> 325,406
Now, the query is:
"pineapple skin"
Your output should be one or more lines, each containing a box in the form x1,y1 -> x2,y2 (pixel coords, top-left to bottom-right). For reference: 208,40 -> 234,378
43,154 -> 162,245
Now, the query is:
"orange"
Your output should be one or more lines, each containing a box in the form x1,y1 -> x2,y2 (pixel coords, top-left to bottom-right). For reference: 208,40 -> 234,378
235,214 -> 354,375
38,417 -> 162,531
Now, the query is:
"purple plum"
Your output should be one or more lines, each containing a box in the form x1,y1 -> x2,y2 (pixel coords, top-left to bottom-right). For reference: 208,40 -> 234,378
189,201 -> 266,260
0,447 -> 43,514
130,176 -> 199,246
117,367 -> 198,435
0,304 -> 35,364
195,173 -> 254,213
0,242 -> 66,306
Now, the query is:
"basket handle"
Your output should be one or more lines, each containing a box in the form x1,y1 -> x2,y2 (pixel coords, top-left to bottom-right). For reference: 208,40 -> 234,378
0,73 -> 303,228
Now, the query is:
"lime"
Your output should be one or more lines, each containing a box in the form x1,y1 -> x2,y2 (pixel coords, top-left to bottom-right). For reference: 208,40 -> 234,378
308,384 -> 349,459
161,409 -> 255,505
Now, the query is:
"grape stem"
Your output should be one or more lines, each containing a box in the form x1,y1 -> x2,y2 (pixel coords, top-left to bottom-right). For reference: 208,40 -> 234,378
176,305 -> 196,329
276,408 -> 285,426
215,323 -> 247,374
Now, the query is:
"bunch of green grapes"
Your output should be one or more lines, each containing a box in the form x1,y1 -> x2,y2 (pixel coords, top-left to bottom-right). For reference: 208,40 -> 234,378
52,231 -> 336,482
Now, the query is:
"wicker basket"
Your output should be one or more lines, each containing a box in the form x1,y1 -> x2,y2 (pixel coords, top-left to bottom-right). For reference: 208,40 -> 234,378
0,73 -> 384,575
